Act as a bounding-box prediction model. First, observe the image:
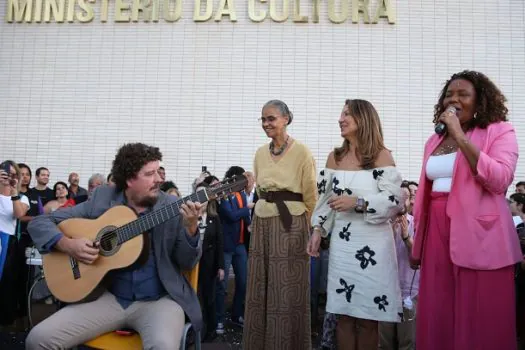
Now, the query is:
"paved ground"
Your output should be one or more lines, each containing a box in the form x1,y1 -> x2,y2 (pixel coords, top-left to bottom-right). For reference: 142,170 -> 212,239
0,278 -> 326,349
0,306 -> 325,349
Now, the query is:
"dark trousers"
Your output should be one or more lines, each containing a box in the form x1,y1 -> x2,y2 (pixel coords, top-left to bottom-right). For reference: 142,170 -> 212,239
216,244 -> 247,323
0,234 -> 21,325
16,234 -> 33,318
516,265 -> 525,349
199,252 -> 218,337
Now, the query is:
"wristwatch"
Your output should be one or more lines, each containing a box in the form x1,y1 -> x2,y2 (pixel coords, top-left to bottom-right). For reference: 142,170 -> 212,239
355,196 -> 365,213
11,195 -> 20,201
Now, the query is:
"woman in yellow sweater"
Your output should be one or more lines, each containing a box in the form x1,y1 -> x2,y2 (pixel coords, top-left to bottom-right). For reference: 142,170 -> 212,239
242,100 -> 318,350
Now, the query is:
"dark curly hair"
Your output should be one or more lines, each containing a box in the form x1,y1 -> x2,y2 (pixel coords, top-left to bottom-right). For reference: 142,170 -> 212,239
224,166 -> 245,180
111,143 -> 162,191
433,70 -> 508,129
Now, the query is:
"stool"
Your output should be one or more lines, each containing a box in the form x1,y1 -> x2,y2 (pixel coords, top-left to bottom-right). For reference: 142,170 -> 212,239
83,322 -> 200,350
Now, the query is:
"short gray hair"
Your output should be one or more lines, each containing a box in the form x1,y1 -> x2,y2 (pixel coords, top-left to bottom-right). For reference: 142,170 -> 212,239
263,100 -> 293,125
88,173 -> 106,188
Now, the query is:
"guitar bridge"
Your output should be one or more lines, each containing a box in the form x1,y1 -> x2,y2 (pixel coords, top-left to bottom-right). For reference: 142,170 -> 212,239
69,256 -> 81,280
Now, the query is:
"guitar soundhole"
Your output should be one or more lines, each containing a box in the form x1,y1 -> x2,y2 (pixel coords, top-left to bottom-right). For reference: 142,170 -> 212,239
97,226 -> 119,257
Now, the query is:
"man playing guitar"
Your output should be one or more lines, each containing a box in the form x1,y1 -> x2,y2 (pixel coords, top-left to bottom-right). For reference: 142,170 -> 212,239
26,143 -> 203,349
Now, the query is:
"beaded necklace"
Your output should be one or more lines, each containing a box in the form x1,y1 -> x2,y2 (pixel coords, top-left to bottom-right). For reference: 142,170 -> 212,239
269,135 -> 290,156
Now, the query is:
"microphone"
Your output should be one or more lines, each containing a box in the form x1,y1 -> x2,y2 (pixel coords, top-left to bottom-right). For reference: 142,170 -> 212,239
435,106 -> 456,135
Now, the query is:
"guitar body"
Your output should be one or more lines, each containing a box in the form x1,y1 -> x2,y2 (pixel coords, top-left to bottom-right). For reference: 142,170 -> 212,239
43,206 -> 144,303
41,174 -> 248,304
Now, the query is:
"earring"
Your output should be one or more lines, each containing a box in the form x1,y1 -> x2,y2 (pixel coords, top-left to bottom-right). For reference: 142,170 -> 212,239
473,113 -> 477,119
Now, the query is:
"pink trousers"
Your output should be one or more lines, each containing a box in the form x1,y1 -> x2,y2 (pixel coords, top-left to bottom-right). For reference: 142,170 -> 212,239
416,192 -> 517,350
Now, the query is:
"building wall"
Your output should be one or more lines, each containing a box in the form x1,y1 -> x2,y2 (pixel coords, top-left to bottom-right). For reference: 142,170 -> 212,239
1,0 -> 524,194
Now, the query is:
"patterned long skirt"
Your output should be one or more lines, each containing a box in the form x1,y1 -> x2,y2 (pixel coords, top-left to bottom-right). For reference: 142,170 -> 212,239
242,214 -> 311,350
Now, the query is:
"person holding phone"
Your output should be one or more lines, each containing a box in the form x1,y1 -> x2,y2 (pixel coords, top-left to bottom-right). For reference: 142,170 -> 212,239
192,167 -> 212,193
0,160 -> 30,325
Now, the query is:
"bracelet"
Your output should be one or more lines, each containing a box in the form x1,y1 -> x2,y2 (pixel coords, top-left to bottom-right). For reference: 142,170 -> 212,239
402,235 -> 410,242
312,225 -> 328,238
11,195 -> 20,201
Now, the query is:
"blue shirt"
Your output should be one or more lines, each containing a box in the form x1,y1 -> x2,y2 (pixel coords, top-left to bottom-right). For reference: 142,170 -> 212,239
109,208 -> 199,309
109,210 -> 166,308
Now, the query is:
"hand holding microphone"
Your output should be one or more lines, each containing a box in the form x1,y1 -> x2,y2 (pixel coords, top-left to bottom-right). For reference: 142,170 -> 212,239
435,106 -> 457,135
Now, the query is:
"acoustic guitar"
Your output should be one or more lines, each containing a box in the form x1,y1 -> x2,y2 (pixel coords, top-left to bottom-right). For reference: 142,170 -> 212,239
42,175 -> 247,303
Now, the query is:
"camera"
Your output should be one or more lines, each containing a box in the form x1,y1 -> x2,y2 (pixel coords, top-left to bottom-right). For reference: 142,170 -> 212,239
0,161 -> 16,187
1,161 -> 10,174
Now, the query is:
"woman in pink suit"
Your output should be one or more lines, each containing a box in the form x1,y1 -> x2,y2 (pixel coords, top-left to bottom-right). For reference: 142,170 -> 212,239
412,70 -> 521,350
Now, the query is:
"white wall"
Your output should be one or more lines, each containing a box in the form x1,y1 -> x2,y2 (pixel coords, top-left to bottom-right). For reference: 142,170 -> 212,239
1,0 -> 524,194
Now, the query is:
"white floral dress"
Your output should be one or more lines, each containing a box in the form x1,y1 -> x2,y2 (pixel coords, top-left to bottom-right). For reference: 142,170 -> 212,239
312,166 -> 404,322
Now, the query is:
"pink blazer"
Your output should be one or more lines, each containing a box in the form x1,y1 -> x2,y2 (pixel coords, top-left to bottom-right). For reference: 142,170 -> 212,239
412,121 -> 521,270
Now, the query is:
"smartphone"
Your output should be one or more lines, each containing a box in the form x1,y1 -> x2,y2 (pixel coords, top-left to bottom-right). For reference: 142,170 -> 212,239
0,161 -> 10,174
1,161 -> 16,186
202,166 -> 207,173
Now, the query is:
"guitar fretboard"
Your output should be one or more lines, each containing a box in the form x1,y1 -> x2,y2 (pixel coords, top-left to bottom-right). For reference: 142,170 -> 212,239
114,191 -> 209,244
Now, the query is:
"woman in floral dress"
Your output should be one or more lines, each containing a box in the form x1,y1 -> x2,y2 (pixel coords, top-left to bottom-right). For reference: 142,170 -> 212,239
307,99 -> 404,350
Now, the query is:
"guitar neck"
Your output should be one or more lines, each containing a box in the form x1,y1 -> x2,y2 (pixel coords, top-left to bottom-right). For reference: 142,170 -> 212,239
115,191 -> 209,244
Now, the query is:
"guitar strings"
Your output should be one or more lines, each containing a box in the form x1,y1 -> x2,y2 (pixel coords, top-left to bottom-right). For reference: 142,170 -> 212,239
96,192 -> 203,246
95,178 -> 245,247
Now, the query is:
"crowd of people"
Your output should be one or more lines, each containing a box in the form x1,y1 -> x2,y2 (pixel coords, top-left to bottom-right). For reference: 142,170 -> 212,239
0,69 -> 523,350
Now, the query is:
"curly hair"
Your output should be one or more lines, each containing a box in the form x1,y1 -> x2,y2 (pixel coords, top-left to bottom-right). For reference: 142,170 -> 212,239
111,143 -> 162,191
433,70 -> 508,129
224,166 -> 245,180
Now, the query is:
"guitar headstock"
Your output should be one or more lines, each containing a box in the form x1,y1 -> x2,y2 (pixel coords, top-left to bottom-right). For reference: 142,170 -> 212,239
205,174 -> 248,199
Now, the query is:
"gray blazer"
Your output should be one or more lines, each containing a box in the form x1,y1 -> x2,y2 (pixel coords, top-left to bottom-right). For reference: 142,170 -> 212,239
28,185 -> 204,331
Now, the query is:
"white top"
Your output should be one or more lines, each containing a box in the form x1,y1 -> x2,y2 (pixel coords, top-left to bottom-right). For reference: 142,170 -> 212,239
0,194 -> 30,235
426,152 -> 457,193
